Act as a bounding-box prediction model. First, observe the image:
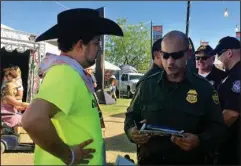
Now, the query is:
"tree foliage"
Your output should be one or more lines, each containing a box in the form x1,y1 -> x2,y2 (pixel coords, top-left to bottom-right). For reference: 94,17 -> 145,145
105,18 -> 152,71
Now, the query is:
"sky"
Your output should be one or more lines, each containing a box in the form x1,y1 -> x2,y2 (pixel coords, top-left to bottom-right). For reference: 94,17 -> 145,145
1,1 -> 240,49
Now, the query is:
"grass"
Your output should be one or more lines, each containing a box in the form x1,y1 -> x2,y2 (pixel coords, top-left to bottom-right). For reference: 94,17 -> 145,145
100,98 -> 131,115
2,98 -> 136,166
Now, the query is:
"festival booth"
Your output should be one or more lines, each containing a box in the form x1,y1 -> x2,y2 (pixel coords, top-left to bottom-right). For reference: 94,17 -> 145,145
89,60 -> 121,87
1,24 -> 60,102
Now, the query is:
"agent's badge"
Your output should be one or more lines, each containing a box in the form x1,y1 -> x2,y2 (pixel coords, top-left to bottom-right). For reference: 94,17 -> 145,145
186,89 -> 198,104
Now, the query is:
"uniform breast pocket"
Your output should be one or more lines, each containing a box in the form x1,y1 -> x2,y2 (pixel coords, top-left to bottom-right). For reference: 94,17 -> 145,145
182,107 -> 205,132
141,104 -> 164,124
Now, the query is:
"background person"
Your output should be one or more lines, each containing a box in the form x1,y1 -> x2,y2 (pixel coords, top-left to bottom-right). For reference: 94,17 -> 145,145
124,31 -> 226,165
212,36 -> 241,165
195,45 -> 227,90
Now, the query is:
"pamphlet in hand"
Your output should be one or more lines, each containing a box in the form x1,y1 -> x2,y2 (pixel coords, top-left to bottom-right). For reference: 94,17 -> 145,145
139,123 -> 185,137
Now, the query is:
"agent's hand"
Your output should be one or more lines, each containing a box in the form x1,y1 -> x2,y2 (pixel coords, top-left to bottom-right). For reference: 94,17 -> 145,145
71,139 -> 96,164
129,120 -> 150,144
171,133 -> 199,151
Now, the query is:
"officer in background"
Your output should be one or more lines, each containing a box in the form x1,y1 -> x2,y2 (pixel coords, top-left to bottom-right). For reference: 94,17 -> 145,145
195,45 -> 227,90
124,30 -> 226,165
211,36 -> 240,165
136,38 -> 163,87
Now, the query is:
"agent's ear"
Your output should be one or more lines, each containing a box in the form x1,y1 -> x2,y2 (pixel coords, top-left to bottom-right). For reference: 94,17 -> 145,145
227,49 -> 233,59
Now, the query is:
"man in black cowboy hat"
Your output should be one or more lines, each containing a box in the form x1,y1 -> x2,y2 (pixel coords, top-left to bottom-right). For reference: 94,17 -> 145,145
195,45 -> 227,90
211,36 -> 240,165
22,8 -> 123,165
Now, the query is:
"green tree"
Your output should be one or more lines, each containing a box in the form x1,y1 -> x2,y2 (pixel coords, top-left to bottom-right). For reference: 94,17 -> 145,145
105,18 -> 152,71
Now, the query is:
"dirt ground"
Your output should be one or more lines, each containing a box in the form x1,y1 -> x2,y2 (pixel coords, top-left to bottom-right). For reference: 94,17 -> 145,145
1,113 -> 137,165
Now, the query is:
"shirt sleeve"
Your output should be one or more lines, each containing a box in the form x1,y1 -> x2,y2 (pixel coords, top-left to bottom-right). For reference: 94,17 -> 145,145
197,88 -> 226,152
124,81 -> 143,142
34,65 -> 80,115
221,80 -> 240,112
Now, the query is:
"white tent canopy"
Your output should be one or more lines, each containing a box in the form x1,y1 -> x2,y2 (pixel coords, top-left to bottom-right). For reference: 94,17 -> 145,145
89,60 -> 120,71
1,24 -> 60,55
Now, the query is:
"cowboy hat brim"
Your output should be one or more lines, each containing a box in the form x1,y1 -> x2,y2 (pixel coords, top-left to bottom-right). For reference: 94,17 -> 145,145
35,17 -> 123,42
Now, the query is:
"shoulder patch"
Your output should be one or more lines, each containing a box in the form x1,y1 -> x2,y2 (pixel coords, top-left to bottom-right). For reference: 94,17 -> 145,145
232,80 -> 240,93
212,90 -> 219,104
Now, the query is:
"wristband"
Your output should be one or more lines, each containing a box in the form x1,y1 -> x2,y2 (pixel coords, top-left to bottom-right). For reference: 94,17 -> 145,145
69,147 -> 75,165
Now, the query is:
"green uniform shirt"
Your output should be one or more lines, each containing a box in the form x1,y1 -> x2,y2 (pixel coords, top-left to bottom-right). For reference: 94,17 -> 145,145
124,69 -> 226,163
136,63 -> 162,88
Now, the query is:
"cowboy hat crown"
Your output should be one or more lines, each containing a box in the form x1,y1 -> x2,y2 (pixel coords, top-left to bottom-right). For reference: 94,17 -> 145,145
35,8 -> 123,42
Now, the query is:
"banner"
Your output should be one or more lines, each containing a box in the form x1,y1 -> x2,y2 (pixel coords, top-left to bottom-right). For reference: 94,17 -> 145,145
152,25 -> 163,44
200,41 -> 209,46
236,31 -> 240,41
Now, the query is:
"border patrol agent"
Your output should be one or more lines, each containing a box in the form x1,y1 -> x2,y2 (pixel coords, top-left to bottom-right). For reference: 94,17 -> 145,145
195,45 -> 227,90
136,38 -> 163,88
124,31 -> 226,165
211,36 -> 241,165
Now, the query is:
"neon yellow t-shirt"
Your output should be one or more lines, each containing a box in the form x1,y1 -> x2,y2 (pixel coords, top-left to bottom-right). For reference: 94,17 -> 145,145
34,65 -> 103,165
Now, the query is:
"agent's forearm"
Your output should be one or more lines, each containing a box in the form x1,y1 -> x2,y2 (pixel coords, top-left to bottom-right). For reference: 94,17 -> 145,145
23,117 -> 72,164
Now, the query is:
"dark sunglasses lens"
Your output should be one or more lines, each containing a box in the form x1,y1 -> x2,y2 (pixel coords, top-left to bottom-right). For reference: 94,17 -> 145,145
171,52 -> 184,60
162,51 -> 186,60
218,49 -> 227,56
218,52 -> 223,56
163,53 -> 170,59
196,57 -> 200,60
196,57 -> 208,60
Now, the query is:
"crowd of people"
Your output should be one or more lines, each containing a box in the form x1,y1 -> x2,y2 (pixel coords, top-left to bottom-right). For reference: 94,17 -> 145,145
1,66 -> 29,135
125,32 -> 240,165
1,7 -> 239,166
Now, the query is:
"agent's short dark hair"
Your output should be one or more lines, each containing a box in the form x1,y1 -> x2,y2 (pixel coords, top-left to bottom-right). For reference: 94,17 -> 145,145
151,38 -> 162,60
57,35 -> 95,52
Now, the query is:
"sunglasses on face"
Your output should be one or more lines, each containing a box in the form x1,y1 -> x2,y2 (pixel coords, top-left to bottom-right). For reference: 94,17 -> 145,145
161,48 -> 188,60
217,49 -> 227,56
195,56 -> 210,61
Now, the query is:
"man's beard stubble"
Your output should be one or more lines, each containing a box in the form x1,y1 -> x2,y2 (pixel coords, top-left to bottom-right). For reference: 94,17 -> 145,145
84,51 -> 99,68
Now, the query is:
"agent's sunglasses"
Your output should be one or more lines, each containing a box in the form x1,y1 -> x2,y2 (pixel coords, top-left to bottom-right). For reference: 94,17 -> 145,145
161,48 -> 189,60
217,49 -> 227,56
195,56 -> 210,61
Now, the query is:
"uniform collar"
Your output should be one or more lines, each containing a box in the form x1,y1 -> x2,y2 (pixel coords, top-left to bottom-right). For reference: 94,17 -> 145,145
158,68 -> 193,84
227,61 -> 240,74
152,63 -> 160,70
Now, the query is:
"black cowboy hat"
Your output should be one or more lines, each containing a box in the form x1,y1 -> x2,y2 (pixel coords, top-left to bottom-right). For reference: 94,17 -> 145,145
35,8 -> 123,42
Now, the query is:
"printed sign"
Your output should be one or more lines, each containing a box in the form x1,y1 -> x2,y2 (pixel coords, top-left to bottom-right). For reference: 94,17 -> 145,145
152,25 -> 163,43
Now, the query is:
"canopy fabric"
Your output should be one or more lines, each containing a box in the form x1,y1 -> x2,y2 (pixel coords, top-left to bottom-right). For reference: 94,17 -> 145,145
1,24 -> 60,55
89,60 -> 120,71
